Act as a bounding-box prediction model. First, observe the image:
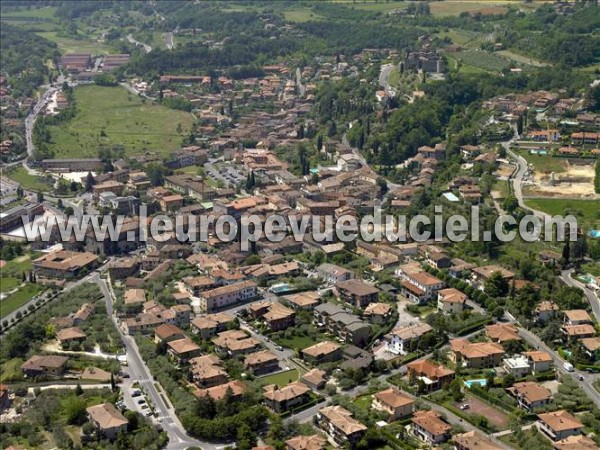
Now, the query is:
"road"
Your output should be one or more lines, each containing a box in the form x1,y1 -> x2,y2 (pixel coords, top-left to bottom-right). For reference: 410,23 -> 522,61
560,269 -> 600,324
126,34 -> 152,53
379,63 -> 396,97
165,26 -> 178,50
96,274 -> 230,450
25,86 -> 58,160
295,67 -> 305,97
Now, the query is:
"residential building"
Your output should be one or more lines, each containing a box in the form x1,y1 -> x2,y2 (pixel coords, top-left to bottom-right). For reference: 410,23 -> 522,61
363,302 -> 392,324
285,434 -> 327,450
33,250 -> 98,279
284,291 -> 321,310
336,279 -> 379,308
503,355 -> 531,377
313,303 -> 371,347
317,263 -> 354,285
190,312 -> 235,338
124,288 -> 146,305
193,380 -> 246,402
561,324 -> 596,341
486,323 -> 521,344
371,387 -> 414,421
300,369 -> 327,390
535,301 -> 559,324
263,381 -> 311,413
262,303 -> 296,331
523,351 -> 553,374
406,359 -> 455,391
21,355 -> 69,378
56,327 -> 87,346
317,405 -> 367,448
411,410 -> 451,445
437,288 -> 467,314
86,403 -> 129,441
166,338 -> 201,364
212,330 -> 261,356
564,310 -> 593,326
386,323 -> 433,355
397,266 -> 444,304
244,350 -> 280,375
553,435 -> 599,450
198,281 -> 258,313
538,410 -> 583,441
450,339 -> 505,369
154,324 -> 185,344
190,355 -> 228,388
507,382 -> 552,411
302,341 -> 342,365
453,431 -> 503,450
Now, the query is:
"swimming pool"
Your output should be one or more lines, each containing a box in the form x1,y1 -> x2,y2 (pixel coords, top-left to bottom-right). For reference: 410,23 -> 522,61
588,230 -> 600,239
464,379 -> 487,388
269,283 -> 293,294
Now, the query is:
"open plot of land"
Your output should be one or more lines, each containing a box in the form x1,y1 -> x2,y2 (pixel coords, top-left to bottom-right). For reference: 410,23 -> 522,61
516,149 -> 568,173
335,1 -> 408,12
526,198 -> 600,228
437,29 -> 483,47
0,6 -> 58,20
44,85 -> 194,159
430,2 -> 508,17
6,167 -> 54,192
36,31 -> 111,55
1,283 -> 44,319
282,9 -> 324,22
528,162 -> 597,197
452,50 -> 509,72
258,369 -> 299,387
453,395 -> 509,430
1,254 -> 38,295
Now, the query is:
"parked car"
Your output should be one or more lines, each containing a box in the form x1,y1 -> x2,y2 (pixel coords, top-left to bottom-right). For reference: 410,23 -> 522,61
137,398 -> 145,405
460,404 -> 470,410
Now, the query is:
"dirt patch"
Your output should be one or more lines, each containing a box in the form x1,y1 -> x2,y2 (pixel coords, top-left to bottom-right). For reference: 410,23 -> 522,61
494,163 -> 515,178
0,260 -> 6,268
527,161 -> 599,198
454,395 -> 509,430
473,6 -> 507,15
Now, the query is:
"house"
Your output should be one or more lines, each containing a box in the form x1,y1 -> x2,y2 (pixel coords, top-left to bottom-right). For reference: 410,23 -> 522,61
564,310 -> 593,326
190,355 -> 228,388
212,330 -> 261,356
580,337 -> 600,360
313,303 -> 371,347
535,301 -> 559,324
452,431 -> 504,450
486,323 -> 521,344
472,265 -> 515,286
86,403 -> 129,441
198,280 -> 258,313
183,276 -> 218,297
553,435 -> 599,450
263,303 -> 296,331
538,410 -> 583,441
22,355 -> 69,378
336,279 -> 379,308
166,338 -> 201,364
169,304 -> 192,328
81,367 -> 112,382
561,324 -> 596,341
302,341 -> 342,365
56,327 -> 87,346
285,434 -> 327,450
317,405 -> 367,448
523,351 -> 553,374
386,323 -> 433,355
450,340 -> 505,369
300,369 -> 327,390
244,350 -> 280,375
437,288 -> 467,314
263,381 -> 311,413
190,312 -> 235,338
406,359 -> 455,391
363,302 -> 392,324
426,251 -> 452,269
33,250 -> 98,279
154,324 -> 185,344
193,379 -> 246,402
317,263 -> 354,285
397,266 -> 444,304
371,387 -> 414,421
507,381 -> 552,411
124,288 -> 146,305
503,355 -> 532,377
284,291 -> 321,310
411,410 -> 451,445
123,313 -> 165,334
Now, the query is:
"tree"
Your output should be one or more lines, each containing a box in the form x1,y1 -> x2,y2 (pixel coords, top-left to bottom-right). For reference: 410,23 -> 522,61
37,192 -> 44,202
85,172 -> 95,192
484,272 -> 509,297
236,424 -> 257,450
110,373 -> 116,392
195,393 -> 216,419
64,396 -> 87,425
64,206 -> 74,216
516,114 -> 524,135
503,195 -> 519,214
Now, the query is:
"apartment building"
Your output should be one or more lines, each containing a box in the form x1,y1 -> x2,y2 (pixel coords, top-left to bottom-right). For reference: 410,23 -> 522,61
371,387 -> 414,421
317,405 -> 367,448
450,339 -> 506,369
336,279 -> 379,308
198,280 -> 258,313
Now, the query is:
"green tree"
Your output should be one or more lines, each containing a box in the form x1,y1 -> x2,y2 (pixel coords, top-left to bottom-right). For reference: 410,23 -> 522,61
484,272 -> 509,297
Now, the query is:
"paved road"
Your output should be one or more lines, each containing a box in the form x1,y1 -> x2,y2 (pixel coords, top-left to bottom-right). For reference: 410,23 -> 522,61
25,86 -> 58,159
560,269 -> 600,324
96,275 -> 230,450
378,63 -> 396,97
295,68 -> 305,97
126,34 -> 152,53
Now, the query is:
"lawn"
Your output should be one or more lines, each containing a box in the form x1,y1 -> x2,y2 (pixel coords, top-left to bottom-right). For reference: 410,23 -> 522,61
258,369 -> 299,387
515,149 -> 568,173
0,358 -> 25,382
44,85 -> 194,159
1,254 -> 39,295
525,198 -> 600,228
582,262 -> 600,277
452,50 -> 509,73
273,334 -> 321,352
6,166 -> 55,192
0,283 -> 44,319
283,9 -> 324,22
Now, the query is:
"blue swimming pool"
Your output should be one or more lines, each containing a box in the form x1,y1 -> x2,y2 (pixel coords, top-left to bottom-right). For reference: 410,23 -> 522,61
269,283 -> 293,294
588,230 -> 600,239
464,379 -> 487,388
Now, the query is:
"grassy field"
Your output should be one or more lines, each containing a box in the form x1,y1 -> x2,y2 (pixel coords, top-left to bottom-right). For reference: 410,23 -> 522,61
36,31 -> 111,55
525,198 -> 600,228
430,2 -> 508,17
282,9 -> 324,22
258,369 -> 299,387
1,283 -> 44,319
6,166 -> 55,191
437,29 -> 482,47
497,50 -> 548,67
452,50 -> 509,72
44,85 -> 194,159
1,254 -> 39,295
337,1 -> 408,11
0,6 -> 58,20
273,334 -> 321,352
515,150 -> 568,173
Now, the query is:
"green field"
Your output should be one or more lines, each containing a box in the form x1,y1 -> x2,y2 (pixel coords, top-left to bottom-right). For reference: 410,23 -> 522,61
1,254 -> 39,296
0,283 -> 44,319
515,150 -> 568,173
36,31 -> 112,55
525,198 -> 600,228
430,2 -> 508,17
44,85 -> 194,158
0,6 -> 58,20
6,166 -> 55,191
273,334 -> 321,352
258,369 -> 299,387
452,50 -> 509,73
283,9 -> 324,22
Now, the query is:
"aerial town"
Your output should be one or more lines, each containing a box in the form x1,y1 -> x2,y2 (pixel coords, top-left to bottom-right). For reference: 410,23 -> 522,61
0,1 -> 599,450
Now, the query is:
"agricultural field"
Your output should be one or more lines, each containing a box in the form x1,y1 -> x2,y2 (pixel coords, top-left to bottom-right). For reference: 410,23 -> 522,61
43,85 -> 194,159
282,9 -> 324,23
525,198 -> 600,228
430,1 -> 508,17
451,50 -> 509,73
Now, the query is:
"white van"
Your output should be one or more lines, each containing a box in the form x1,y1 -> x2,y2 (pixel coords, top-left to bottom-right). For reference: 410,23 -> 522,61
563,362 -> 574,372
